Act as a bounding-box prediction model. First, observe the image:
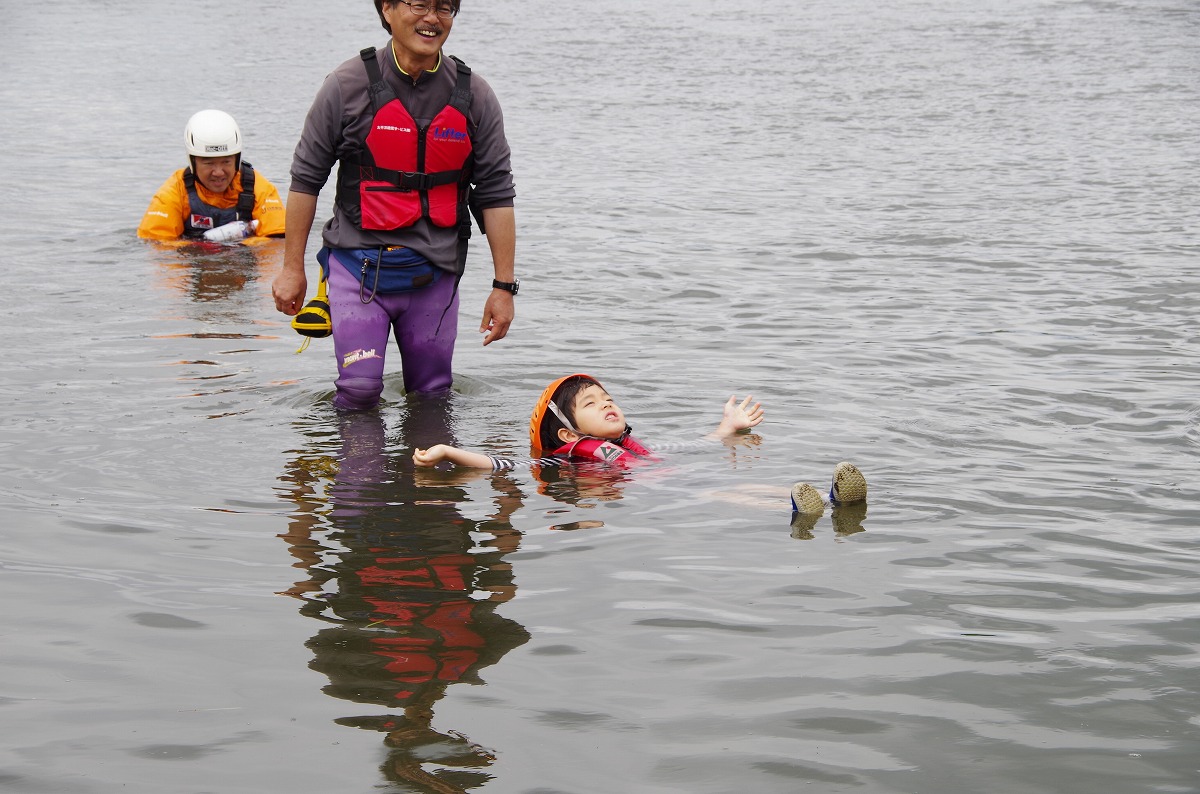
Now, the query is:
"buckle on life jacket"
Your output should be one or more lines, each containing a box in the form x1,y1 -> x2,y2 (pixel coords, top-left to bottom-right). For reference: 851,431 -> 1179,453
397,171 -> 433,191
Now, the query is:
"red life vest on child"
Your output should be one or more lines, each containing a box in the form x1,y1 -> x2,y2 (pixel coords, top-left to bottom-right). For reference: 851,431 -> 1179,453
339,48 -> 474,232
553,434 -> 656,465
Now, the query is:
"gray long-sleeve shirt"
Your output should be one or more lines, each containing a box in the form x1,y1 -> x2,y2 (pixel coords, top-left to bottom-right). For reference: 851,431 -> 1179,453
289,45 -> 516,270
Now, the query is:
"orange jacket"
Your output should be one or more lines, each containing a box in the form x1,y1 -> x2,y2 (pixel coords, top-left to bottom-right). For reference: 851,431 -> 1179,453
137,166 -> 286,242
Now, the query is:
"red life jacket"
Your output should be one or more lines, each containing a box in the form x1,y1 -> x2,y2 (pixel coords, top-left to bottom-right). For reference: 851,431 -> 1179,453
553,434 -> 656,465
339,48 -> 474,232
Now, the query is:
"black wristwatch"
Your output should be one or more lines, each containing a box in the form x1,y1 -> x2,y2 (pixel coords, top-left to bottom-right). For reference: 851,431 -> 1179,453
492,278 -> 520,295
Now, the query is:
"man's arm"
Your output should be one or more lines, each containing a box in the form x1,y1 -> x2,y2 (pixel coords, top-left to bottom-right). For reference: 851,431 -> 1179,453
251,174 -> 287,238
136,174 -> 186,241
272,190 -> 317,316
478,205 -> 516,345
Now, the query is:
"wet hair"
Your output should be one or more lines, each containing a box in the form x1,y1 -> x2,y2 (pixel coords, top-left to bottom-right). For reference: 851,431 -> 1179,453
538,375 -> 600,451
375,0 -> 462,33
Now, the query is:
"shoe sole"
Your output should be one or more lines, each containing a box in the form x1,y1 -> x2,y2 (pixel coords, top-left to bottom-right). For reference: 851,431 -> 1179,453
790,482 -> 826,514
830,462 -> 867,505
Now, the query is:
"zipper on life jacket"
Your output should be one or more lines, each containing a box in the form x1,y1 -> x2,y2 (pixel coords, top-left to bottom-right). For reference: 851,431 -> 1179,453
416,122 -> 430,218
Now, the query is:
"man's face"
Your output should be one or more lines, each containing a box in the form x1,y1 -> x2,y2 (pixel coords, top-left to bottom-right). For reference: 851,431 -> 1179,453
193,156 -> 237,193
383,0 -> 454,62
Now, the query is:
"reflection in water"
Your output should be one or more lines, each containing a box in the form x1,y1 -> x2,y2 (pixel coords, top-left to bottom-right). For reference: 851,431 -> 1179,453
790,502 -> 869,541
152,242 -> 278,302
277,397 -> 529,793
531,459 -> 634,509
145,240 -> 289,406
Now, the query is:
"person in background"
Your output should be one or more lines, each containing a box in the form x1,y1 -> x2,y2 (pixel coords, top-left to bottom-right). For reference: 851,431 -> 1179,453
271,0 -> 519,410
138,109 -> 286,243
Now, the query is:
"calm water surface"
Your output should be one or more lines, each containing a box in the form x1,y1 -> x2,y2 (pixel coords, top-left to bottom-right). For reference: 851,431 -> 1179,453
1,1 -> 1198,792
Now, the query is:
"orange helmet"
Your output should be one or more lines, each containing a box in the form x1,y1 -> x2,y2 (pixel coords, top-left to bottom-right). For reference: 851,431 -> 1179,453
529,374 -> 597,453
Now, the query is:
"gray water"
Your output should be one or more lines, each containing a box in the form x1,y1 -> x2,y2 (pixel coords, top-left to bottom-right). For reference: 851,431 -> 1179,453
2,1 -> 1198,792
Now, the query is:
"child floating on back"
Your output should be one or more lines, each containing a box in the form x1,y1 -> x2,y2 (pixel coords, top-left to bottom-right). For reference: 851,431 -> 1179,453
412,373 -> 763,471
413,373 -> 868,516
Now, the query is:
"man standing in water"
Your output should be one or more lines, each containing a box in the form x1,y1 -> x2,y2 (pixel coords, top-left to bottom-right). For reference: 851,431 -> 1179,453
272,0 -> 518,410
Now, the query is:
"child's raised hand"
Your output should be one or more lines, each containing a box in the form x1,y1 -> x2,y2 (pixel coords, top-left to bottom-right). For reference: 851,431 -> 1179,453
719,394 -> 765,435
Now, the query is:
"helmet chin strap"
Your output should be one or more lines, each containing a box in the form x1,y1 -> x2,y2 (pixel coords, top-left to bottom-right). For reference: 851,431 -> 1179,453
546,400 -> 577,434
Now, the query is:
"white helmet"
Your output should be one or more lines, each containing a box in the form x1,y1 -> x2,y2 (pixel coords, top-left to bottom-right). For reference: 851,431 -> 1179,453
184,109 -> 242,159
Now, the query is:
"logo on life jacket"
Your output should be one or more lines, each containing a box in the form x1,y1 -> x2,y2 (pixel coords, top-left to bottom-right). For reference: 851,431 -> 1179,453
189,214 -> 215,230
595,443 -> 625,463
431,126 -> 468,143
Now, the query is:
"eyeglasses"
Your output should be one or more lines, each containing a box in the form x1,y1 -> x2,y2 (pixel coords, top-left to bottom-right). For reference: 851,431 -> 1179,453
394,0 -> 458,19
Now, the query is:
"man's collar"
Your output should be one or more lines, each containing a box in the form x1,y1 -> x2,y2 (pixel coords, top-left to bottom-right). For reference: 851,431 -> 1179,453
390,43 -> 442,77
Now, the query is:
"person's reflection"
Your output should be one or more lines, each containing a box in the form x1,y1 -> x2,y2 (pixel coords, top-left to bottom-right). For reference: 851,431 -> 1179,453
147,241 -> 288,399
152,240 -> 283,305
278,396 -> 529,792
532,460 -> 631,505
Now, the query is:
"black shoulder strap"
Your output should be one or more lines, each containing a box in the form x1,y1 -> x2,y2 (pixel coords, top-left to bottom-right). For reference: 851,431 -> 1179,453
448,55 -> 473,119
361,47 -> 397,114
448,55 -> 470,109
236,162 -> 256,220
448,55 -> 478,250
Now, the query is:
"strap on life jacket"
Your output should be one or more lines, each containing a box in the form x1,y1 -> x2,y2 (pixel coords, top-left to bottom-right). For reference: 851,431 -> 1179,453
358,48 -> 474,191
235,163 -> 256,219
183,162 -> 257,223
358,47 -> 478,271
360,48 -> 473,118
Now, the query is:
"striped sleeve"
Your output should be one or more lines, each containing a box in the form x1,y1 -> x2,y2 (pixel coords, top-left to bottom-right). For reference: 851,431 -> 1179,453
486,455 -> 563,471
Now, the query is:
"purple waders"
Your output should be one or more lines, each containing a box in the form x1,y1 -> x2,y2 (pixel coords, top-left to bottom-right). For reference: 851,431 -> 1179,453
326,250 -> 459,409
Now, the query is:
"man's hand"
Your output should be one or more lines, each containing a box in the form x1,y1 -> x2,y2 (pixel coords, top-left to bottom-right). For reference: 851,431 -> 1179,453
272,269 -> 308,316
479,290 -> 514,345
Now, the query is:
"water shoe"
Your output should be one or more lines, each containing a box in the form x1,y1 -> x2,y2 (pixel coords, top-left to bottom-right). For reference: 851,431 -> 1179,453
829,462 -> 867,506
790,482 -> 825,514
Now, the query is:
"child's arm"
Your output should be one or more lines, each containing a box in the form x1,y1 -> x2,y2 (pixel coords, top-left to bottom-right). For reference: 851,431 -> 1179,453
414,445 -> 566,472
709,394 -> 765,438
413,444 -> 497,469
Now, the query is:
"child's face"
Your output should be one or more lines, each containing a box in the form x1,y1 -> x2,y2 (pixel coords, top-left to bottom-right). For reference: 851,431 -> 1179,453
567,384 -> 627,440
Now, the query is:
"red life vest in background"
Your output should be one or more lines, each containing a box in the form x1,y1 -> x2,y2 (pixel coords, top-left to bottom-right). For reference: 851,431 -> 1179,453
341,48 -> 474,231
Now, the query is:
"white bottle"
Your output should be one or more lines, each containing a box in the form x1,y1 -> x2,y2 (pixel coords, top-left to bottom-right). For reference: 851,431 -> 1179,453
202,219 -> 259,242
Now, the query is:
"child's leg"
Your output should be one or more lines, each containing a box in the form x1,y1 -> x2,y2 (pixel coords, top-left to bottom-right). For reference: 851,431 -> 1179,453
328,257 -> 391,410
